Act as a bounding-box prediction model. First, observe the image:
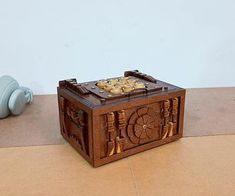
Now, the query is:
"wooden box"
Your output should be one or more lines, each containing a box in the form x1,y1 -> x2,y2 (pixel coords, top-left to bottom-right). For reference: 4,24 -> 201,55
57,70 -> 186,167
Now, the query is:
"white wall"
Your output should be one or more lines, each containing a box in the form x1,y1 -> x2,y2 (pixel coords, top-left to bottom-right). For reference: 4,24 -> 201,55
0,0 -> 235,95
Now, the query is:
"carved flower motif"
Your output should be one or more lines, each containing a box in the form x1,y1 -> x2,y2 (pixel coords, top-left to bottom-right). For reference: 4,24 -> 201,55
127,107 -> 160,144
134,114 -> 154,139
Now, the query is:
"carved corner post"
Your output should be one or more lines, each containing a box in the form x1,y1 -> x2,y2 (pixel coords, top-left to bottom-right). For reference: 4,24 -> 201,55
59,96 -> 68,136
106,112 -> 115,156
178,92 -> 186,137
91,113 -> 101,166
172,98 -> 179,135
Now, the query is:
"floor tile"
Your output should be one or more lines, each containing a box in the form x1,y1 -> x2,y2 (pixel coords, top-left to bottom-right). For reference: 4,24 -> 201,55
128,135 -> 235,196
184,87 -> 235,136
0,144 -> 137,196
0,95 -> 65,147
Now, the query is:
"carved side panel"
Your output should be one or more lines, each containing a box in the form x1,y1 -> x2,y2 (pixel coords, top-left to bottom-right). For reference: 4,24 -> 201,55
102,97 -> 179,158
59,96 -> 88,154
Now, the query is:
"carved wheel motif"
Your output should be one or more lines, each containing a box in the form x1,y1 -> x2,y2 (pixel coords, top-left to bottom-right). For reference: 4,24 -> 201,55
127,107 -> 160,144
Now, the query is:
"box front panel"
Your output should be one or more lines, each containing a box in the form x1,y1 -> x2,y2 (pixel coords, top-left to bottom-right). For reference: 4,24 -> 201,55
97,95 -> 182,161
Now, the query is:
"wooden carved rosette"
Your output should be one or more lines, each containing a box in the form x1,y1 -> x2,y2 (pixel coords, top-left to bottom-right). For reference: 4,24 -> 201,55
127,107 -> 160,145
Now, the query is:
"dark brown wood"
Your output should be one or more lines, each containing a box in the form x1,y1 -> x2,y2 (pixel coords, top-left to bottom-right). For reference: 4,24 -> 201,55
57,70 -> 186,167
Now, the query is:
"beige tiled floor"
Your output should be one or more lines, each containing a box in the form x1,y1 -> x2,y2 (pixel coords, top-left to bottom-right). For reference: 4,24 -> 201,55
1,135 -> 235,196
0,95 -> 65,147
184,87 -> 235,136
1,87 -> 235,195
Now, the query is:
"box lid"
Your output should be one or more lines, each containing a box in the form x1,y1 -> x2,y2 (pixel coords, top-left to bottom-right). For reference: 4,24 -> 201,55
58,70 -> 184,108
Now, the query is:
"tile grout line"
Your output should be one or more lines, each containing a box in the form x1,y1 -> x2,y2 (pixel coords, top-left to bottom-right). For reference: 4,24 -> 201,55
2,134 -> 235,149
127,158 -> 140,196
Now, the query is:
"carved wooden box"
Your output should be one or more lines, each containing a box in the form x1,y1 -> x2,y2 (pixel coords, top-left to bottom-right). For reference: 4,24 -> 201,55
57,70 -> 185,167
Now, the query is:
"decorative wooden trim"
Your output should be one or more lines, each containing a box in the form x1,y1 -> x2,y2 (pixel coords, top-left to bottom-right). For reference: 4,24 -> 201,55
106,112 -> 115,156
116,110 -> 126,153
